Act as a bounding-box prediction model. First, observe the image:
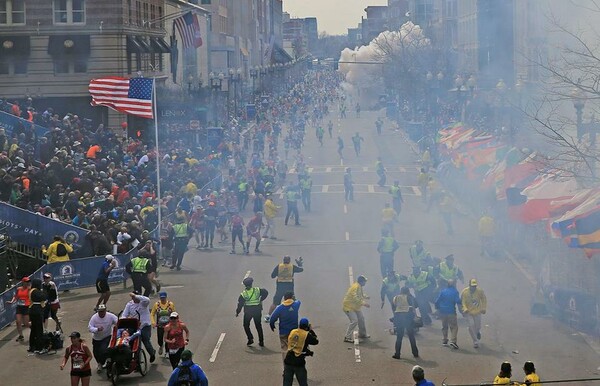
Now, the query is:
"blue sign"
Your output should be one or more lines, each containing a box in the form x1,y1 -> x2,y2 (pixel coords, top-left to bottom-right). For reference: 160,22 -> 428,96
0,110 -> 50,158
0,286 -> 18,330
246,104 -> 256,120
41,253 -> 133,291
0,202 -> 92,258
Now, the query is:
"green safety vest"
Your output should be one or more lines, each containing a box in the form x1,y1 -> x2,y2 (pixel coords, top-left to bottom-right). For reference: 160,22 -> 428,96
409,246 -> 428,267
241,287 -> 261,306
393,294 -> 411,313
439,261 -> 459,281
173,223 -> 188,238
380,237 -> 395,253
286,190 -> 298,202
238,182 -> 248,192
300,178 -> 312,190
389,186 -> 401,198
382,276 -> 401,293
408,271 -> 429,292
131,257 -> 149,273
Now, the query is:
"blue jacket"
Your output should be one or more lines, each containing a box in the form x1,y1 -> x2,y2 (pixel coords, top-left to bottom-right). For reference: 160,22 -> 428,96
269,299 -> 301,335
167,360 -> 209,386
434,286 -> 461,315
416,379 -> 436,386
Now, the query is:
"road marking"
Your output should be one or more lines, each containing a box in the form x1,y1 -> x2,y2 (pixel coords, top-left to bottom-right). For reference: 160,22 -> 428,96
348,266 -> 354,286
343,204 -> 348,214
354,330 -> 361,362
326,167 -> 332,172
368,185 -> 375,193
322,185 -> 329,193
308,167 -> 314,173
345,231 -> 350,241
399,166 -> 406,172
209,333 -> 226,363
413,186 -> 422,196
362,166 -> 368,172
160,285 -> 185,290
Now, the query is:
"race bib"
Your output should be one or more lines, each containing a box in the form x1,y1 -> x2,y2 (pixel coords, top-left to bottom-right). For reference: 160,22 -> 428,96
169,348 -> 179,355
158,316 -> 170,325
17,300 -> 25,306
73,359 -> 83,369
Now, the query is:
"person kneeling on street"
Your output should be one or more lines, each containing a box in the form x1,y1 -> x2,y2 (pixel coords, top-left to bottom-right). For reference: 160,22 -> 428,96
283,318 -> 319,386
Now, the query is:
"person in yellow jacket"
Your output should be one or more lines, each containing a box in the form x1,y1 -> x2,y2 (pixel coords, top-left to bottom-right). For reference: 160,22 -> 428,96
461,278 -> 487,348
42,235 -> 73,263
263,194 -> 280,239
478,213 -> 495,257
343,275 -> 370,343
522,361 -> 541,386
381,203 -> 398,236
494,362 -> 514,385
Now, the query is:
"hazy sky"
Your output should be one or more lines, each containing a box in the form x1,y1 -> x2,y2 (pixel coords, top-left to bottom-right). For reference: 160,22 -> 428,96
283,0 -> 387,35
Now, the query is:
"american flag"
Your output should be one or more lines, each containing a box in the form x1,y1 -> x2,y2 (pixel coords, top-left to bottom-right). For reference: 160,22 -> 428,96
89,77 -> 154,119
174,11 -> 202,49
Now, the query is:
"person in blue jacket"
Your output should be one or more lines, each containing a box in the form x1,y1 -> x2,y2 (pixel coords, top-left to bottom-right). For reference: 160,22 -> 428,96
167,349 -> 208,386
434,279 -> 462,350
269,291 -> 301,361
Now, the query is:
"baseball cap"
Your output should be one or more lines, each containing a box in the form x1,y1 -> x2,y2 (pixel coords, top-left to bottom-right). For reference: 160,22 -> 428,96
105,255 -> 114,261
97,304 -> 107,311
43,273 -> 52,279
357,275 -> 367,283
170,312 -> 179,318
470,278 -> 478,286
299,318 -> 310,328
180,349 -> 192,361
21,276 -> 30,282
159,291 -> 168,298
69,331 -> 81,338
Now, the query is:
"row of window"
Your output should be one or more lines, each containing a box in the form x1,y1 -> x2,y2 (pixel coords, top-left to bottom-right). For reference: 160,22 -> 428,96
0,53 -> 164,76
0,0 -> 84,25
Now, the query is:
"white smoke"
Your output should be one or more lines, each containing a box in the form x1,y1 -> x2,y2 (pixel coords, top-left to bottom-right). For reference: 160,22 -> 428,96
338,21 -> 430,104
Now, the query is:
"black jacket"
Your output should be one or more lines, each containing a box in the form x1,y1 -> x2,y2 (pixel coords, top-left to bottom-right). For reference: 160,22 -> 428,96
236,287 -> 269,314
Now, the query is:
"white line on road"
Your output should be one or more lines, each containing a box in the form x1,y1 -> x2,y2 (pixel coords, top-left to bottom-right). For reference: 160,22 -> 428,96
368,185 -> 375,193
308,167 -> 314,173
326,167 -> 332,172
322,185 -> 329,193
413,186 -> 422,196
345,231 -> 350,241
348,266 -> 354,286
343,204 -> 348,214
209,333 -> 226,363
353,330 -> 361,362
399,166 -> 406,172
362,166 -> 368,172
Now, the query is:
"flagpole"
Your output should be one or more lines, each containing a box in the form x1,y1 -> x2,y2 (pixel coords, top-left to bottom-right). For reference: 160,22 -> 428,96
152,78 -> 162,254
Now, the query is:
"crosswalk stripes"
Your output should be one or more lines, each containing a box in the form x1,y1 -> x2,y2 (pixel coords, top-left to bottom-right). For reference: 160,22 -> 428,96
288,165 -> 420,174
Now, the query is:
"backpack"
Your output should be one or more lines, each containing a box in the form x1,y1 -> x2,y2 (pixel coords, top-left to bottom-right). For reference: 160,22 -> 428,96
176,364 -> 194,386
56,243 -> 68,257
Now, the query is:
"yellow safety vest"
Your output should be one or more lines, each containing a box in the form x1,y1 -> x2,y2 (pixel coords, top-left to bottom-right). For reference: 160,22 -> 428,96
241,287 -> 261,306
380,237 -> 395,253
392,294 -> 411,313
238,182 -> 248,192
300,178 -> 311,190
131,257 -> 148,273
439,261 -> 458,281
287,328 -> 308,357
408,271 -> 429,292
389,185 -> 400,198
173,223 -> 188,238
286,191 -> 298,201
277,263 -> 294,283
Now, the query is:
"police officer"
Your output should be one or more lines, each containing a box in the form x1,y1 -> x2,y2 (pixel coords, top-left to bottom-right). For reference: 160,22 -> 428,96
284,183 -> 301,226
299,174 -> 312,212
409,240 -> 430,270
236,277 -> 269,346
266,255 -> 304,320
389,180 -> 404,214
238,178 -> 249,211
375,157 -> 386,187
126,251 -> 153,296
437,254 -> 464,287
377,229 -> 399,277
380,270 -> 407,311
407,266 -> 436,325
171,216 -> 191,271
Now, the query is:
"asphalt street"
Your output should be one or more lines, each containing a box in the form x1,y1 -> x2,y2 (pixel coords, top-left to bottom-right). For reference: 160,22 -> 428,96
1,109 -> 600,385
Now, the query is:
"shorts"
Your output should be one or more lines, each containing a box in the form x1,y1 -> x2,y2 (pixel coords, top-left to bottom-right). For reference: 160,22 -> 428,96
95,279 -> 110,294
70,369 -> 92,377
16,305 -> 29,315
43,303 -> 60,320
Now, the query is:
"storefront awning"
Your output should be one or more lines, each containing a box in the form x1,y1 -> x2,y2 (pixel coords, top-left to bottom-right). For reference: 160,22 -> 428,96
150,37 -> 171,54
47,35 -> 90,56
127,36 -> 153,54
0,36 -> 30,57
272,43 -> 292,64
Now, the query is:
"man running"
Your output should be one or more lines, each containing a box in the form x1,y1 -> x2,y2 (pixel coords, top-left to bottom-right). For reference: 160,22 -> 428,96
389,180 -> 404,214
352,133 -> 364,157
266,256 -> 304,321
344,168 -> 354,202
337,136 -> 344,159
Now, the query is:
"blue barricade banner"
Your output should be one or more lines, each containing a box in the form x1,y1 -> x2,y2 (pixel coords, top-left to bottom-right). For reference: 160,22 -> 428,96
40,253 -> 133,291
0,286 -> 19,329
0,110 -> 50,158
0,201 -> 92,257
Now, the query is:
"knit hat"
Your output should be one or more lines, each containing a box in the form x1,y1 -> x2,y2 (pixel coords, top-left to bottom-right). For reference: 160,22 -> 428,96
181,349 -> 193,361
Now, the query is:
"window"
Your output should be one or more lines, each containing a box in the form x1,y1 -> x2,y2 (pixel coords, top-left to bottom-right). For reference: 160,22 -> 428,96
54,59 -> 69,73
53,58 -> 88,74
54,0 -> 85,24
135,0 -> 141,26
0,0 -> 25,25
143,2 -> 148,25
127,0 -> 132,24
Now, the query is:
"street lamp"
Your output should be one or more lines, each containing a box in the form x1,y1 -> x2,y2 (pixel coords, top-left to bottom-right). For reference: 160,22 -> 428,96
229,68 -> 242,118
209,72 -> 224,126
467,75 -> 476,97
249,66 -> 258,96
571,87 -> 586,141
